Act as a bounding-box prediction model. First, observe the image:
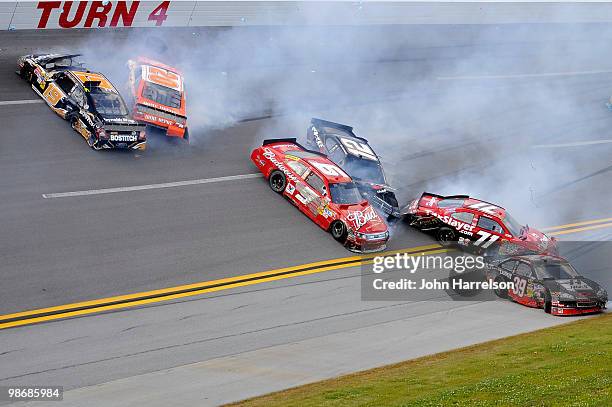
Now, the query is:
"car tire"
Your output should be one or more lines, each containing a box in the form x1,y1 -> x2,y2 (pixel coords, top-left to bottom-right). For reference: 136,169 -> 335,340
436,227 -> 457,246
330,220 -> 348,243
268,170 -> 286,193
183,129 -> 189,142
494,276 -> 508,299
544,290 -> 552,313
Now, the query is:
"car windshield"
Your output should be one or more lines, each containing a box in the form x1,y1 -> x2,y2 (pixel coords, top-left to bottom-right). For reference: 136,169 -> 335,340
340,156 -> 385,185
53,57 -> 81,68
142,81 -> 182,109
537,262 -> 580,280
503,212 -> 524,236
90,90 -> 129,117
329,182 -> 364,205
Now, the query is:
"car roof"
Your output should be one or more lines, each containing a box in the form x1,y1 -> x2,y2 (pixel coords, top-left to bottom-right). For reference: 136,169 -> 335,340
509,254 -> 568,264
461,197 -> 506,218
68,70 -> 117,93
140,63 -> 183,92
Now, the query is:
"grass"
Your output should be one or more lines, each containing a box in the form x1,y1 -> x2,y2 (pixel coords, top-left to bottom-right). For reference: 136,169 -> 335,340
229,313 -> 611,407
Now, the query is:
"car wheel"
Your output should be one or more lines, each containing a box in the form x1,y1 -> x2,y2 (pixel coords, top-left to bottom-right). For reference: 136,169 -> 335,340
544,290 -> 552,313
331,220 -> 348,243
183,129 -> 189,142
268,170 -> 286,193
436,227 -> 457,246
494,276 -> 508,299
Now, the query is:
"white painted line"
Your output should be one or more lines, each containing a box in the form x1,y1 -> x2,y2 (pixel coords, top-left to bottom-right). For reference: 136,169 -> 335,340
42,173 -> 263,199
437,69 -> 612,81
0,99 -> 44,106
532,140 -> 612,149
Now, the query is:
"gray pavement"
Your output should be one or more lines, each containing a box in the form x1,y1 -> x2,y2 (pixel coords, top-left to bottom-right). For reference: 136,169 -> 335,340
0,25 -> 611,406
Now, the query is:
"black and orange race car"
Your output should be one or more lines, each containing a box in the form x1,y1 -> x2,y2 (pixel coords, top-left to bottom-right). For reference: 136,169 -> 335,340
128,57 -> 188,140
17,53 -> 146,150
485,254 -> 608,316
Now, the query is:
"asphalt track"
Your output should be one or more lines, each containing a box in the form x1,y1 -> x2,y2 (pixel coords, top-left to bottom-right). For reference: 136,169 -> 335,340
0,26 -> 611,405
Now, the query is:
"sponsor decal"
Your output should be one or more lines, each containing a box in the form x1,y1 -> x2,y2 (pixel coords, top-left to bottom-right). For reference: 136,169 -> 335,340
311,126 -> 324,149
426,210 -> 475,234
285,183 -> 296,195
262,148 -> 299,182
110,134 -> 137,142
295,194 -> 308,205
143,114 -> 173,126
347,206 -> 378,230
559,280 -> 592,291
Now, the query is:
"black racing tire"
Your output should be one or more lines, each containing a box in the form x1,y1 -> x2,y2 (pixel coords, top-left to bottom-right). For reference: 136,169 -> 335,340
436,227 -> 457,247
494,276 -> 509,299
268,170 -> 286,193
330,220 -> 348,243
543,290 -> 552,313
183,128 -> 189,142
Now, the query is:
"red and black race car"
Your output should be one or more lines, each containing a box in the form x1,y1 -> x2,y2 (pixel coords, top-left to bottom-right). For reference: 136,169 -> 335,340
485,255 -> 608,316
128,57 -> 188,140
251,139 -> 389,253
401,192 -> 557,255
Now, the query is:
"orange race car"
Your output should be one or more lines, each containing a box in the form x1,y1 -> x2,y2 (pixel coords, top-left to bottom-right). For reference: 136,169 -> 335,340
128,57 -> 188,140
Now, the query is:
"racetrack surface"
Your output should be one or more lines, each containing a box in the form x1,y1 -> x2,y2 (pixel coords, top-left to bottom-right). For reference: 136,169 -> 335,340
0,26 -> 611,405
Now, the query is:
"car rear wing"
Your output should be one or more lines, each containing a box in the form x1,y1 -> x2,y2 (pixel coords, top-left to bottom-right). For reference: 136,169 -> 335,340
309,118 -> 369,143
262,138 -> 327,157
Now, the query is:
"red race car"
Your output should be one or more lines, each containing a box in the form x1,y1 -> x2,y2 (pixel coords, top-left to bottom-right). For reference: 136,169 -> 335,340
401,192 -> 557,255
251,138 -> 389,253
128,57 -> 188,140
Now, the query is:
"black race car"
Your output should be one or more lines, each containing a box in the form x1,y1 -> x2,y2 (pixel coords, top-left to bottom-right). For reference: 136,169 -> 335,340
306,118 -> 400,219
17,53 -> 146,150
486,254 -> 607,316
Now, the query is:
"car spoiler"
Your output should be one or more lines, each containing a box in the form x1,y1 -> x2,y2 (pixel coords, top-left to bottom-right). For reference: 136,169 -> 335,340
262,138 -> 327,157
310,118 -> 369,144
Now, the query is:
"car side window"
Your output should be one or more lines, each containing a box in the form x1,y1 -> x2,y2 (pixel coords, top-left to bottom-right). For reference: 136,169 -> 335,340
451,211 -> 474,224
325,138 -> 345,165
70,86 -> 86,108
55,74 -> 75,94
286,160 -> 308,177
477,216 -> 504,234
305,172 -> 326,196
500,260 -> 518,272
515,262 -> 534,278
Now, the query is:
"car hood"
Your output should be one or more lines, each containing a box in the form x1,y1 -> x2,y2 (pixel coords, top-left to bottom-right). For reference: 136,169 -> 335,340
341,203 -> 388,234
542,277 -> 602,298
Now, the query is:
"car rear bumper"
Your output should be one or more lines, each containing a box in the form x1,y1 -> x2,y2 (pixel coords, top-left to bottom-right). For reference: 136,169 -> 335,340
133,106 -> 186,138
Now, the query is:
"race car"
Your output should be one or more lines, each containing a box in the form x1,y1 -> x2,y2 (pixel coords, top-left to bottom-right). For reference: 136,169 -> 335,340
306,118 -> 400,219
128,57 -> 188,140
251,138 -> 389,253
486,254 -> 607,316
17,53 -> 146,150
401,192 -> 557,255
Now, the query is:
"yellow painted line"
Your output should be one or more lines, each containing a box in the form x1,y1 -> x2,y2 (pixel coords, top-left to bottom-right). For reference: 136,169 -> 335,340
548,221 -> 612,236
542,217 -> 612,232
0,244 -> 445,330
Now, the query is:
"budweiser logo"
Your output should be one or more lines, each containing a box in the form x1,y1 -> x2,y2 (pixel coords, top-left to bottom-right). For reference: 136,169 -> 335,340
347,207 -> 377,229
